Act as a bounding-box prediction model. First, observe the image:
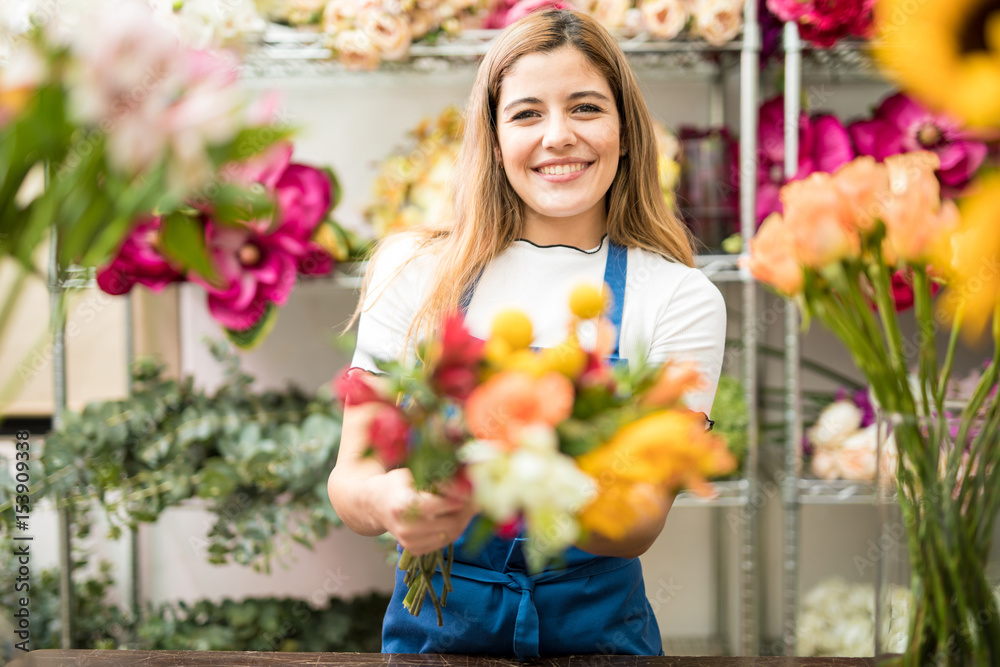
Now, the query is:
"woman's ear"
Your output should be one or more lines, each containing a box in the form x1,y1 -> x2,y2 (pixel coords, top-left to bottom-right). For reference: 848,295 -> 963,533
494,145 -> 503,168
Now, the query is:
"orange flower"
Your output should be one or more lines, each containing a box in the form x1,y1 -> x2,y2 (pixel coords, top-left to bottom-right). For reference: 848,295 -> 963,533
743,213 -> 804,296
641,359 -> 704,409
465,370 -> 574,449
883,152 -> 959,264
832,156 -> 891,234
781,173 -> 861,268
576,411 -> 735,490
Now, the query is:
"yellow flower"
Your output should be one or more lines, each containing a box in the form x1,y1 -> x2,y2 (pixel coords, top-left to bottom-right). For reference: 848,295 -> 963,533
539,340 -> 588,380
569,283 -> 606,319
577,411 -> 735,489
491,308 -> 533,350
873,0 -> 1000,127
935,173 -> 1000,342
578,479 -> 660,540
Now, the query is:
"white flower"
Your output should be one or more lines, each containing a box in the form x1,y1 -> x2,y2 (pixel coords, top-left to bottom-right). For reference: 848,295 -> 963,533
810,447 -> 840,480
809,400 -> 863,449
690,0 -> 742,46
640,0 -> 689,40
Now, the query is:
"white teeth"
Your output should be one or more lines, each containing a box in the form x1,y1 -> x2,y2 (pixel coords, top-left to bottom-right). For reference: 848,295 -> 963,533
537,163 -> 587,176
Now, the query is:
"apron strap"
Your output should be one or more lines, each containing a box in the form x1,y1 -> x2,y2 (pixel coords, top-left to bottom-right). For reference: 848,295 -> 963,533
603,241 -> 628,363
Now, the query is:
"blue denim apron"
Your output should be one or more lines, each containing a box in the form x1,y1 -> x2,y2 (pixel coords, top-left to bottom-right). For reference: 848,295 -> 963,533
382,241 -> 663,658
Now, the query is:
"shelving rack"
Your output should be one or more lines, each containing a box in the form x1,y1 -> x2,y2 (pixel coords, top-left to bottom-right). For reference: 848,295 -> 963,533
778,30 -> 885,657
47,6 -> 766,654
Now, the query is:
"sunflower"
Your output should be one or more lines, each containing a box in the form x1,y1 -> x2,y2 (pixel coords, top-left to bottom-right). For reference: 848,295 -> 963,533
873,0 -> 1000,127
935,172 -> 1000,342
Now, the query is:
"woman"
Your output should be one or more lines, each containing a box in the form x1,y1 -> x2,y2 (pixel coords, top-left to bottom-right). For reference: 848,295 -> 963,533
328,9 -> 727,658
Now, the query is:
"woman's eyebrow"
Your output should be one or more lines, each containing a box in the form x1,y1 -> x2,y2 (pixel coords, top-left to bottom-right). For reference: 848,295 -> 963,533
567,90 -> 611,103
503,96 -> 542,114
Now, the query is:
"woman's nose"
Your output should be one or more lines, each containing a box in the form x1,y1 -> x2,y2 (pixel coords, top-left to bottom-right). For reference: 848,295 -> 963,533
541,114 -> 576,150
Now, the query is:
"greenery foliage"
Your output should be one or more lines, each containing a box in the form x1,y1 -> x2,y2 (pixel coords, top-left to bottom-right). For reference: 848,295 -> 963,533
0,541 -> 388,659
0,342 -> 343,571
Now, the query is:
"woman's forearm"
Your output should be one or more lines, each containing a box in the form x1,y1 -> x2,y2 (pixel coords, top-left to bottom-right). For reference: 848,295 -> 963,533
327,402 -> 391,537
574,485 -> 674,559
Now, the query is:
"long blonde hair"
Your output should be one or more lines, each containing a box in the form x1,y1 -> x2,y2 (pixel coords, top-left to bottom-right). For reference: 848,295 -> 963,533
353,9 -> 694,352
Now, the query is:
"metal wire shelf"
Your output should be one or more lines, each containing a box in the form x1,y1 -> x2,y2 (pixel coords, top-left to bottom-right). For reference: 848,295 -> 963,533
796,478 -> 877,506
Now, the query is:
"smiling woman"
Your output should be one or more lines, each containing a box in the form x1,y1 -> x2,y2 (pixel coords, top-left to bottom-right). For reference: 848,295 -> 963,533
328,8 -> 727,659
496,46 -> 621,249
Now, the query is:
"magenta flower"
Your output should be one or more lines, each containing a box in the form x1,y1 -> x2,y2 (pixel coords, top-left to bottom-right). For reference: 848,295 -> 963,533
196,221 -> 299,331
756,96 -> 855,224
848,92 -> 988,197
271,164 -> 334,276
485,0 -> 571,29
97,217 -> 184,295
767,0 -> 873,48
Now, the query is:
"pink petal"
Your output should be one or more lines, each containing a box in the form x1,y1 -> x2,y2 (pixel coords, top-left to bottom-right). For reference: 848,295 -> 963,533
809,114 -> 855,174
876,92 -> 928,134
849,119 -> 903,161
297,243 -> 334,276
258,252 -> 298,306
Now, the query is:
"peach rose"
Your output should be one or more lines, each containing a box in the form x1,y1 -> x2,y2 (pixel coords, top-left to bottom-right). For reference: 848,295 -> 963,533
810,447 -> 840,480
743,212 -> 804,296
408,7 -> 437,38
832,156 -> 891,234
836,425 -> 878,481
593,0 -> 631,29
331,29 -> 381,71
322,0 -> 358,32
883,151 -> 959,264
691,0 -> 742,46
641,359 -> 705,408
641,0 -> 689,40
781,173 -> 860,268
358,9 -> 412,61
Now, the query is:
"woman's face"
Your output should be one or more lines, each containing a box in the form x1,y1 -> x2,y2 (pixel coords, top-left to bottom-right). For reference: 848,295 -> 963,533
495,46 -> 621,229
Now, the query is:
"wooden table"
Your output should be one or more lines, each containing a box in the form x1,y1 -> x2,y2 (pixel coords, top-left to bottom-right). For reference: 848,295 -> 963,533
10,652 -> 875,667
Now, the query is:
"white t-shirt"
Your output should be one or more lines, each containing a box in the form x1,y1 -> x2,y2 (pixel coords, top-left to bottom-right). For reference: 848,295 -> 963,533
351,234 -> 727,416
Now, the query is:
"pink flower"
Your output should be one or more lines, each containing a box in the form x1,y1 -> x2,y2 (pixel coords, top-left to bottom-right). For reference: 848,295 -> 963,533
97,217 -> 184,295
848,92 -> 987,197
889,269 -> 940,312
495,514 -> 525,540
271,164 -> 334,275
195,221 -> 299,331
334,367 -> 387,406
488,0 -> 571,28
766,0 -> 873,48
756,96 -> 855,224
368,406 -> 410,467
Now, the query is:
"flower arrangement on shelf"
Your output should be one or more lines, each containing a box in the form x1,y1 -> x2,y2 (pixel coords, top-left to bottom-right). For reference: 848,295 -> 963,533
766,0 -> 873,48
335,284 -> 734,625
755,91 -> 988,226
260,0 -> 746,70
805,388 -> 883,482
96,142 -> 357,349
745,147 -> 1000,664
797,578 -> 911,658
365,106 -> 680,238
0,0 -> 289,411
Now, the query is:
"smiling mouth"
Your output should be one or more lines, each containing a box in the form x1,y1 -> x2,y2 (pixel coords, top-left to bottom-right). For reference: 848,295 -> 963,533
535,163 -> 590,176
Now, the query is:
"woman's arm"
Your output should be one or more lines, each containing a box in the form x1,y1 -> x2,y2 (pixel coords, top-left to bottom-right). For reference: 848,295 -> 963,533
573,483 -> 675,559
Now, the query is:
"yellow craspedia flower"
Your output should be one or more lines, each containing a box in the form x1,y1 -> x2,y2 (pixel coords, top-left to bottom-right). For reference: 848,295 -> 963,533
502,349 -> 547,378
484,336 -> 513,366
873,0 -> 1000,127
569,284 -> 606,319
935,173 -> 1000,342
539,340 -> 588,380
491,309 -> 533,350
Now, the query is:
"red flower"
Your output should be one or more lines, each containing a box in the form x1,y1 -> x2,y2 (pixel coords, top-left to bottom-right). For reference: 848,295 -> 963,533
430,313 -> 485,401
495,514 -> 524,540
97,217 -> 184,295
368,406 -> 410,467
890,269 -> 940,312
333,367 -> 385,407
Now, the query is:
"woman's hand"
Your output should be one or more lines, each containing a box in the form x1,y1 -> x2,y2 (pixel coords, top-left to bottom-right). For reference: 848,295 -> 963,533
375,468 -> 478,556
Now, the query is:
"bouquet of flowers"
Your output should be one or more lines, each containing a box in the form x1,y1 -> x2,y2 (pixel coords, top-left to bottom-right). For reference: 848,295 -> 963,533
745,150 -> 1000,664
336,283 -> 735,625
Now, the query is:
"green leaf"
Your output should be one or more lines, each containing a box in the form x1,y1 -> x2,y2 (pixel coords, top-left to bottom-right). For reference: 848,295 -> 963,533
225,303 -> 277,350
159,210 -> 218,282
